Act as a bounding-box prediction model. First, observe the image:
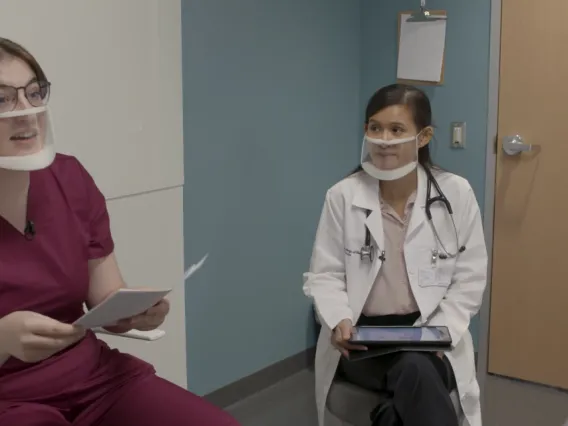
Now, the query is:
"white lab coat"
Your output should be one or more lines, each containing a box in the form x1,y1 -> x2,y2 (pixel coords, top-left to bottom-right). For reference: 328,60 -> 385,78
303,167 -> 487,426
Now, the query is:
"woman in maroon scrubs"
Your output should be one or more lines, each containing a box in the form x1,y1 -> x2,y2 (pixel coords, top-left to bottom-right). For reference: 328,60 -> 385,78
0,38 -> 239,426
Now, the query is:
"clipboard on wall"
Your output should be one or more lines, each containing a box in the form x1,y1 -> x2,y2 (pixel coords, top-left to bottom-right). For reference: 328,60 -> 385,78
396,10 -> 447,86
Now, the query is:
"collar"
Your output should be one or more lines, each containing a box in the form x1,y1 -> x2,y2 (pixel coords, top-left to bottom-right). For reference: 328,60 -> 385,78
352,165 -> 428,211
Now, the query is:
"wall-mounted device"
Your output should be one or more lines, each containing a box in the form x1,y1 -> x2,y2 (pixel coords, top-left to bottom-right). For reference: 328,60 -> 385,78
450,122 -> 466,149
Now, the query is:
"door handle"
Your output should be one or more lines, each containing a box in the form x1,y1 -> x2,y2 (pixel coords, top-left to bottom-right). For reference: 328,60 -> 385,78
502,135 -> 536,156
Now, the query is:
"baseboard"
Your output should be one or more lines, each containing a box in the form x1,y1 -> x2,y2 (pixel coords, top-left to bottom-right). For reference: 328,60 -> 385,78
204,346 -> 316,408
205,348 -> 478,408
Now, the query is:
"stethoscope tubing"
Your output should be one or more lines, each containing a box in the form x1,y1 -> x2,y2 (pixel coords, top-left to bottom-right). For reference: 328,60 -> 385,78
360,169 -> 465,262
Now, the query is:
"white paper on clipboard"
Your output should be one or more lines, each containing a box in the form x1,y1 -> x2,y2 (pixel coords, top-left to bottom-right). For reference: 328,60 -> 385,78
397,13 -> 447,82
75,254 -> 209,329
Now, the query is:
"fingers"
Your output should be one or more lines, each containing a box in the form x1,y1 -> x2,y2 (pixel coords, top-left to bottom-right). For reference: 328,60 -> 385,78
331,338 -> 349,358
19,334 -> 84,363
116,299 -> 169,327
332,326 -> 367,357
333,326 -> 343,342
337,323 -> 366,349
145,299 -> 169,316
28,318 -> 84,338
341,324 -> 351,341
22,333 -> 82,351
116,317 -> 134,326
119,312 -> 164,331
343,342 -> 367,351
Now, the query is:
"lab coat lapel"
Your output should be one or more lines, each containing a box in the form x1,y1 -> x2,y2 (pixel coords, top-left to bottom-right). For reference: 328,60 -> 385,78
352,174 -> 384,293
406,166 -> 428,242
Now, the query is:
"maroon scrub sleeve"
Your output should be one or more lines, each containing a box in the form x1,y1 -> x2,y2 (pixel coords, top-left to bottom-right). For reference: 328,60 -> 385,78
73,158 -> 115,260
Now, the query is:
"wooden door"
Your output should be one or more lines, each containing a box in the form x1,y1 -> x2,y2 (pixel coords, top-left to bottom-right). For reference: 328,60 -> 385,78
488,0 -> 568,388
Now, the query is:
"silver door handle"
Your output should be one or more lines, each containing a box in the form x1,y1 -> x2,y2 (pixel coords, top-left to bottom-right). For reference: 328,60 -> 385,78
502,135 -> 536,156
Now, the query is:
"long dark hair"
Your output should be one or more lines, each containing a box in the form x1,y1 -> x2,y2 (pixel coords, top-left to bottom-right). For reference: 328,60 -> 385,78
351,84 -> 435,175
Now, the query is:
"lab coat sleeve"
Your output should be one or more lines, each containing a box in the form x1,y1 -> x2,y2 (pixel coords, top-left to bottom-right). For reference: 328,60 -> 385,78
426,186 -> 488,346
303,190 -> 353,331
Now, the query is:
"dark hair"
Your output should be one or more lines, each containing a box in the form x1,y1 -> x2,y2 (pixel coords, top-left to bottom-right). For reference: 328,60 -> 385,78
351,83 -> 434,175
0,38 -> 48,82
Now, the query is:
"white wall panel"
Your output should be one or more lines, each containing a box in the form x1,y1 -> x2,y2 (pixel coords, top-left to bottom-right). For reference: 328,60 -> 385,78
101,186 -> 187,388
0,0 -> 183,199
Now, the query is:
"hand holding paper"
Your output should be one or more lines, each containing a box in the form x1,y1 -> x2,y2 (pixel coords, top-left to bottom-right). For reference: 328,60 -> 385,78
109,296 -> 170,333
74,288 -> 171,329
75,254 -> 209,330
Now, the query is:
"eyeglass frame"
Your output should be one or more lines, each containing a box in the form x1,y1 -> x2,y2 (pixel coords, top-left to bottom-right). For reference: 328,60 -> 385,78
0,80 -> 51,113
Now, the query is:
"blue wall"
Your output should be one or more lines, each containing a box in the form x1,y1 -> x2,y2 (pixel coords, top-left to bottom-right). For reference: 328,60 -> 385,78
182,0 -> 491,394
182,0 -> 362,395
360,0 -> 491,346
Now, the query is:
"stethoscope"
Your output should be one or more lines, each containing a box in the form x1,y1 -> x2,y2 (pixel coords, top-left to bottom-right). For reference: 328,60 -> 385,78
360,167 -> 466,263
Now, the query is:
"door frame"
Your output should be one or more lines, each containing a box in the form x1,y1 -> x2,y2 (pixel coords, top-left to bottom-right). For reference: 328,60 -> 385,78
477,0 -> 501,418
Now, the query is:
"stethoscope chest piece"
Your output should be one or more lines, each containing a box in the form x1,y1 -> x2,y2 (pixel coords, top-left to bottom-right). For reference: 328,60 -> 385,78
360,168 -> 466,264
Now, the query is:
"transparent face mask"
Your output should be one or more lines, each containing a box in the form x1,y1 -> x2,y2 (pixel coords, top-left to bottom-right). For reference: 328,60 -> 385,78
0,106 -> 55,171
360,133 -> 419,181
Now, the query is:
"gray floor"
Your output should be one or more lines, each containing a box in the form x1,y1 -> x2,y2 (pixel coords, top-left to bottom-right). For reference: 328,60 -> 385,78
227,369 -> 568,426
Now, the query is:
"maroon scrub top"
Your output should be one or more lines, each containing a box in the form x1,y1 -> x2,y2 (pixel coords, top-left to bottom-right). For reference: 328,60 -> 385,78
0,154 -> 153,418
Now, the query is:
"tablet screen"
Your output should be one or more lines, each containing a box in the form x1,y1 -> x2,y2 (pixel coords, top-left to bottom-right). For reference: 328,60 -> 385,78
351,326 -> 450,343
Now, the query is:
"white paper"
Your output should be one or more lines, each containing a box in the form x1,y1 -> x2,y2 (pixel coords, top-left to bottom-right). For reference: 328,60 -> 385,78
184,253 -> 208,280
397,13 -> 447,82
75,288 -> 172,329
75,254 -> 209,329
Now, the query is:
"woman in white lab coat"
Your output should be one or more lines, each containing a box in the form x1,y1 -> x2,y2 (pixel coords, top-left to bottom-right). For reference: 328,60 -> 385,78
303,84 -> 487,426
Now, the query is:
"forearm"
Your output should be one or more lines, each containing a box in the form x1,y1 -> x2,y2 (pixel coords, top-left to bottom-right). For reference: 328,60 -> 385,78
87,253 -> 127,309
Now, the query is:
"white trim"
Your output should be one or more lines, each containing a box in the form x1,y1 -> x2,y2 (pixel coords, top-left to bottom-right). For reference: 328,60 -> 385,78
477,0 -> 501,421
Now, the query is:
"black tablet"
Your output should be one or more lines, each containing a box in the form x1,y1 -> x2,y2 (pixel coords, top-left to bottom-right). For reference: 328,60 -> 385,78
349,325 -> 452,347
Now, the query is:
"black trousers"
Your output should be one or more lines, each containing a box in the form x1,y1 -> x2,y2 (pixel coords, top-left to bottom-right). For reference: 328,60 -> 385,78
337,312 -> 459,426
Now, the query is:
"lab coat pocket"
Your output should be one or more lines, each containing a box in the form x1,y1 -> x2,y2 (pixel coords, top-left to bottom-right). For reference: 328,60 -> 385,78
412,247 -> 451,288
417,264 -> 452,288
436,257 -> 457,287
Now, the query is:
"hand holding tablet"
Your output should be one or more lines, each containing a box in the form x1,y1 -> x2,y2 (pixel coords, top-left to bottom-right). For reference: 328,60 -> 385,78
346,325 -> 452,362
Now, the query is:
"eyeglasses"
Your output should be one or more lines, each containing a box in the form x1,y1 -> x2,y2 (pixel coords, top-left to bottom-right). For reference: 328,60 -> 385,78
0,80 -> 51,114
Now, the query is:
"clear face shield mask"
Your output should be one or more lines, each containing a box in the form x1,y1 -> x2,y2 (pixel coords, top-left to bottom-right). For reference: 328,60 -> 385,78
0,106 -> 55,171
360,131 -> 421,181
0,80 -> 55,171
